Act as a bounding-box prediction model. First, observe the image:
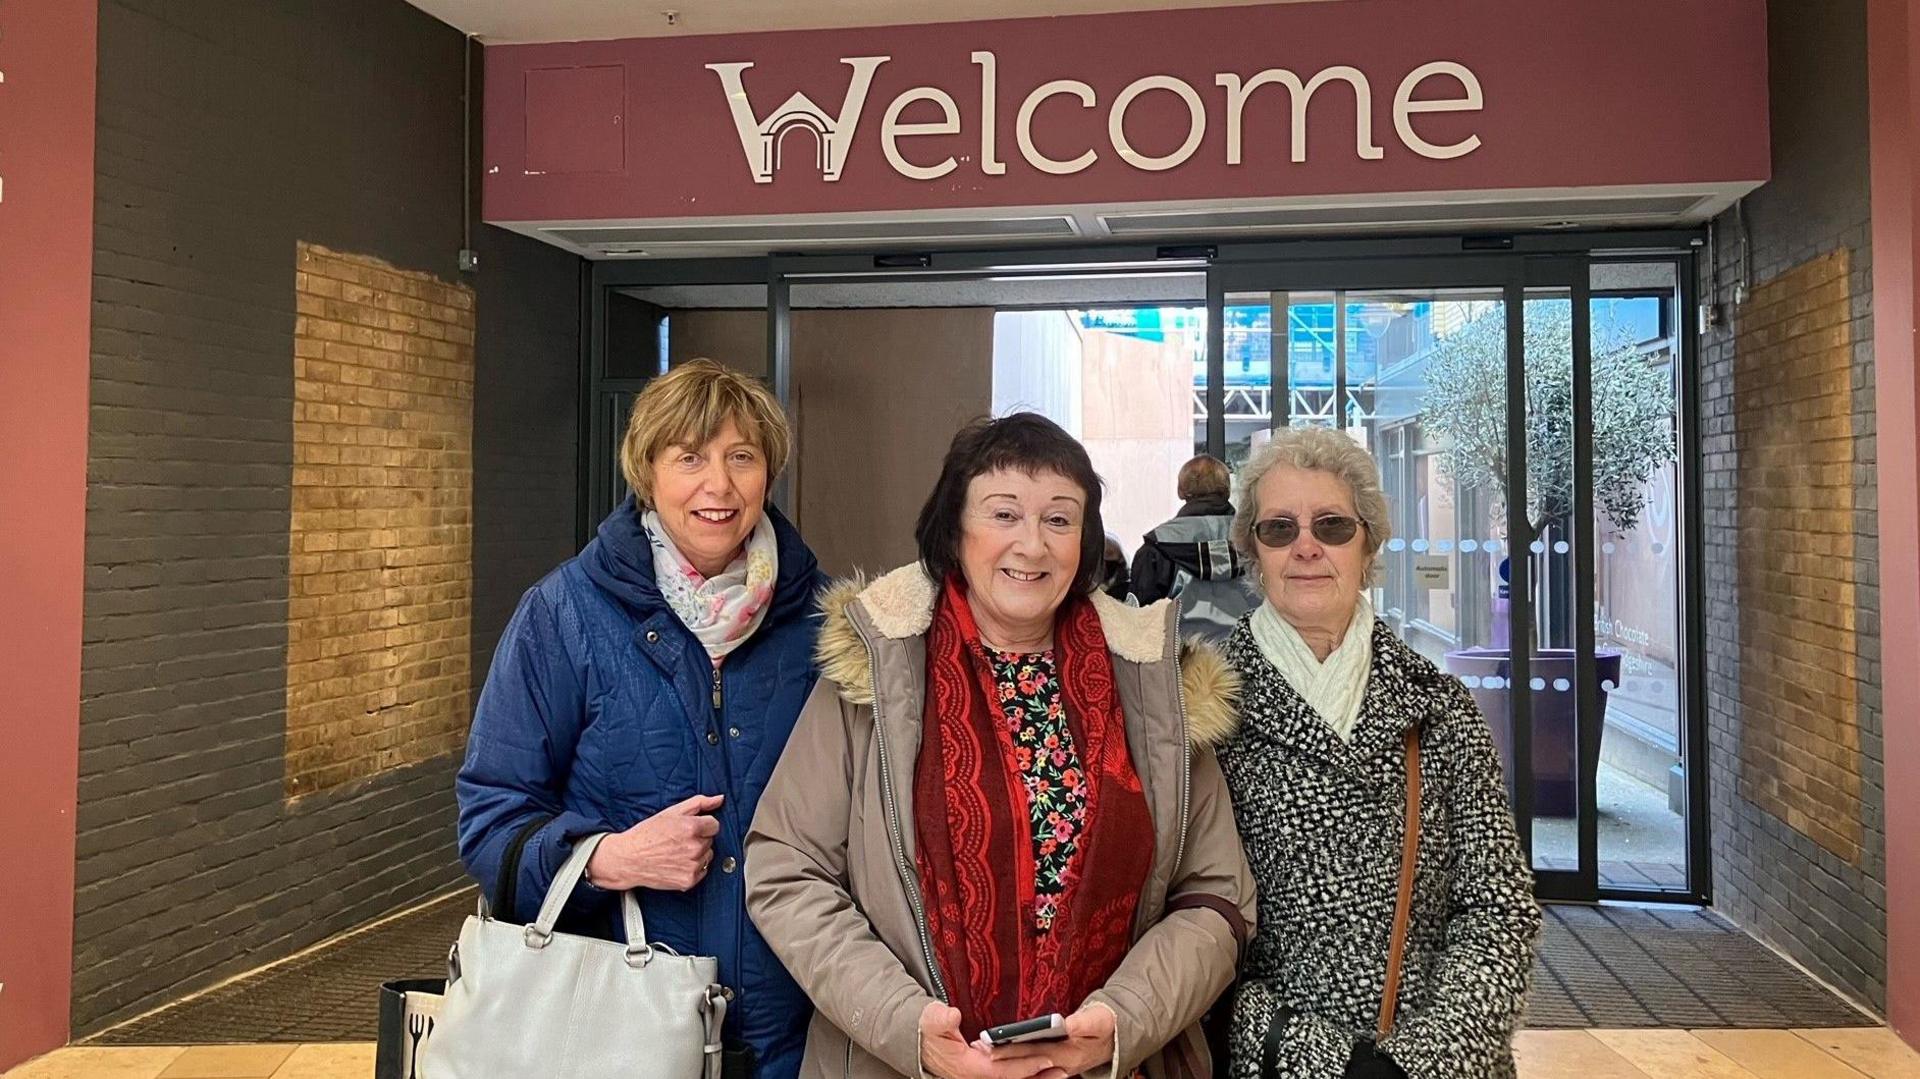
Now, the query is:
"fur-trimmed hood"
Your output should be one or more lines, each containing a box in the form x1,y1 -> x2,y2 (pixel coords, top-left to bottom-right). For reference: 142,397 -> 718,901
815,563 -> 1240,747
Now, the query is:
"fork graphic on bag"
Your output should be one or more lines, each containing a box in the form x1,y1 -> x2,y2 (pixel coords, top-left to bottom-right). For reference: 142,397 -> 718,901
408,1013 -> 433,1078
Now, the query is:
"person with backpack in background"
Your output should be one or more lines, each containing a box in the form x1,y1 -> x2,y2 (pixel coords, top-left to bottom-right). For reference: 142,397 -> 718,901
1132,454 -> 1259,640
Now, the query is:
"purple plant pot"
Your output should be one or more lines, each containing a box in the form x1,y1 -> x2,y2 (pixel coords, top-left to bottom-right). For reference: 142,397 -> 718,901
1441,648 -> 1623,818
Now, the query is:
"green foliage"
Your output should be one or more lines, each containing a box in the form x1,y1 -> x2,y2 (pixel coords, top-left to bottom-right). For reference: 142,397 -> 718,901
1421,301 -> 1676,534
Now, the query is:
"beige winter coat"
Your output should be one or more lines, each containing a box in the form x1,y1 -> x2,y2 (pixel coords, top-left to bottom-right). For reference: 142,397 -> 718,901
746,565 -> 1257,1079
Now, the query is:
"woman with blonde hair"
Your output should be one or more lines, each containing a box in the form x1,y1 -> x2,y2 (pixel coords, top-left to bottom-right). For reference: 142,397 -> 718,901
457,359 -> 825,1079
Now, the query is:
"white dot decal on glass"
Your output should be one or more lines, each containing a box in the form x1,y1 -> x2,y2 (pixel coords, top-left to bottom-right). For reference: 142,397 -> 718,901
1553,540 -> 1570,554
1530,677 -> 1547,690
1601,679 -> 1616,692
1387,538 -> 1407,552
1530,540 -> 1547,554
1552,678 -> 1571,692
1436,540 -> 1454,553
1461,540 -> 1479,553
1412,539 -> 1430,553
1462,675 -> 1482,688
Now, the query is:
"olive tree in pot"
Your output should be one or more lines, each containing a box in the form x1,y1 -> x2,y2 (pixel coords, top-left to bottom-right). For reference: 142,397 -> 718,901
1421,301 -> 1676,816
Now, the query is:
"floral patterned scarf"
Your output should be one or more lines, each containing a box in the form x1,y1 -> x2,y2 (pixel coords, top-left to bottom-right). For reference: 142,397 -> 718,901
642,508 -> 778,661
914,575 -> 1155,1038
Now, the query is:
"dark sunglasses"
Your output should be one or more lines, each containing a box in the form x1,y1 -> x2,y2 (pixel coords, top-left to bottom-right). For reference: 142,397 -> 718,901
1253,515 -> 1365,549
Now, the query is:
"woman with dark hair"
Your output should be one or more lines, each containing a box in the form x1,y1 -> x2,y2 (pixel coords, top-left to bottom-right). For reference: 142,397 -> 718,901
746,413 -> 1255,1079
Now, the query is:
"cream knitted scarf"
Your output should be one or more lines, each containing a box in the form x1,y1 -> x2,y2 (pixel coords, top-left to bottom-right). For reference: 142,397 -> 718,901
1248,593 -> 1376,742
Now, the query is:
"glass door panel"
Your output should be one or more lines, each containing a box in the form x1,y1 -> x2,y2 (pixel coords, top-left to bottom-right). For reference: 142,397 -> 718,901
1210,254 -> 1701,903
1225,287 -> 1511,667
1224,286 -> 1520,864
1515,287 -> 1592,883
1218,294 -> 1274,466
1589,262 -> 1690,894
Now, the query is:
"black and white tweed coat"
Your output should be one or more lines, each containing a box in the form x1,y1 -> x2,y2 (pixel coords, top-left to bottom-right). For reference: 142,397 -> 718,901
1217,618 -> 1541,1079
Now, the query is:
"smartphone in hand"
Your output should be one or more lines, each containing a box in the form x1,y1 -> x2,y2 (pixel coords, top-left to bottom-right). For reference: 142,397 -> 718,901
980,1013 -> 1067,1048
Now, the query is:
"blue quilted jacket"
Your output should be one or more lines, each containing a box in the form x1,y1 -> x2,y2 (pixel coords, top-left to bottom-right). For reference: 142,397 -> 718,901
456,494 -> 824,1078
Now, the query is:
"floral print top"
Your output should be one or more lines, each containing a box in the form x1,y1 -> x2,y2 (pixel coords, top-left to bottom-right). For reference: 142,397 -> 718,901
984,647 -> 1089,933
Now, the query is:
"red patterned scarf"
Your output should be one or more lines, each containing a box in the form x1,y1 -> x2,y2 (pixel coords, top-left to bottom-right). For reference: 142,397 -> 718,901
914,576 -> 1155,1037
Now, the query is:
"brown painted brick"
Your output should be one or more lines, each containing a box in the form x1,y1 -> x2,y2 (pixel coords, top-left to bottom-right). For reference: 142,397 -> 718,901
285,243 -> 474,801
1732,250 -> 1865,867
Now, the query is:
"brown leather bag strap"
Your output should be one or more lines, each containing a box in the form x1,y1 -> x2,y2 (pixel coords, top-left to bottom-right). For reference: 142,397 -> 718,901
1378,727 -> 1421,1038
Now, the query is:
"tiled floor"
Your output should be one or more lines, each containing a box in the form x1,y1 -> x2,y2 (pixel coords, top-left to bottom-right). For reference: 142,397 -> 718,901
3,1044 -> 367,1079
9,1030 -> 1920,1078
1516,1028 -> 1920,1077
84,895 -> 1876,1046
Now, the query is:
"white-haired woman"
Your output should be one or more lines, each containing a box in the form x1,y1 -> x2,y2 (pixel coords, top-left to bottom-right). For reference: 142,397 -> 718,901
1216,426 -> 1540,1079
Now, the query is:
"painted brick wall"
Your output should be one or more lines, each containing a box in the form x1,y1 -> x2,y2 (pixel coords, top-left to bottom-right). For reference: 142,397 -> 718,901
467,232 -> 582,682
1732,252 -> 1864,864
1700,0 -> 1887,1010
76,0 -> 581,1031
287,244 -> 475,799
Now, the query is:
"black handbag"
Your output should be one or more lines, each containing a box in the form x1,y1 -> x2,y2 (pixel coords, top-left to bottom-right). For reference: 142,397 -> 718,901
721,1045 -> 757,1079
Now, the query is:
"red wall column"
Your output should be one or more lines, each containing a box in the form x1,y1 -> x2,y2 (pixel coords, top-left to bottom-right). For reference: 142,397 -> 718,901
0,0 -> 97,1069
1870,0 -> 1920,1047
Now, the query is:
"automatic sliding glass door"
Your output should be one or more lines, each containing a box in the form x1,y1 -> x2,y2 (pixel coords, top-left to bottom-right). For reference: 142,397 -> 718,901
1207,255 -> 1697,903
584,242 -> 1703,905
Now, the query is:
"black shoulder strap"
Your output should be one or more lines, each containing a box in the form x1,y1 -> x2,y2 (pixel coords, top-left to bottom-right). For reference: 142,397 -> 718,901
492,814 -> 552,921
1262,1004 -> 1296,1079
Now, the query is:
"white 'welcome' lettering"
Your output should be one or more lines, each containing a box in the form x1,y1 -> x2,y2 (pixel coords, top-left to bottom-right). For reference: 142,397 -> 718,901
704,52 -> 1484,184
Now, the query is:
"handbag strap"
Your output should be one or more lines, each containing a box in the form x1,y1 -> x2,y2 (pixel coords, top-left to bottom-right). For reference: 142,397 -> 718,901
1377,728 -> 1421,1038
531,833 -> 646,946
1260,1004 -> 1294,1079
703,987 -> 729,1079
483,813 -> 552,919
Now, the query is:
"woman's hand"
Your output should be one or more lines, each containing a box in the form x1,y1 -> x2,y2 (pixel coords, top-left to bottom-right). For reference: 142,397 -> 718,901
919,1003 -> 1068,1079
584,793 -> 724,891
982,1004 -> 1114,1078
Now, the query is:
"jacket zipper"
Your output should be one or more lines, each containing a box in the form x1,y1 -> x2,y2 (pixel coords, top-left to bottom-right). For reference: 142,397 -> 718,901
852,618 -> 949,1004
711,662 -> 742,995
1170,614 -> 1194,877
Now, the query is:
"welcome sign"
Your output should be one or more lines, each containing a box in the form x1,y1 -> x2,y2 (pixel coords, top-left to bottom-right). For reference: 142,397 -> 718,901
482,0 -> 1768,224
705,54 -> 1485,184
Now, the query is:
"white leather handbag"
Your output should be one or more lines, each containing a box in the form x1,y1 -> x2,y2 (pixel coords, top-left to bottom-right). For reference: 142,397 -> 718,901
420,833 -> 728,1079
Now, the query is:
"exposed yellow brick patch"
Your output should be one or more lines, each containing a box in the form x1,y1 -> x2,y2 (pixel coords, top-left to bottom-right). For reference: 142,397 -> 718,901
286,242 -> 474,799
1734,250 -> 1861,863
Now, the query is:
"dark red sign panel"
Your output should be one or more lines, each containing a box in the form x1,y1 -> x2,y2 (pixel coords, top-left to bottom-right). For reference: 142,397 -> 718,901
483,0 -> 1769,223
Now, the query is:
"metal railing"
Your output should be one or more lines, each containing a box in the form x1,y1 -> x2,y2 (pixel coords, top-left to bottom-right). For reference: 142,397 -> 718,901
1191,386 -> 1375,423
